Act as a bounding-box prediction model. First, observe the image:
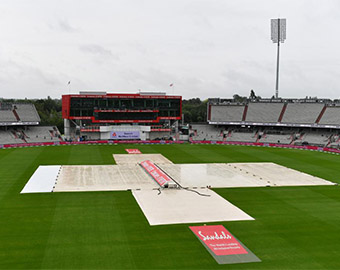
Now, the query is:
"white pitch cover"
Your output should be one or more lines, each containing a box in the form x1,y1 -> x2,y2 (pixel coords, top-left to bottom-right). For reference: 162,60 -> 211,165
132,189 -> 254,226
21,166 -> 61,193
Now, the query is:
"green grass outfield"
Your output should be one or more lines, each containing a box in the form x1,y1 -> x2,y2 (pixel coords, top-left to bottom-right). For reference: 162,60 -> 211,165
1,144 -> 340,269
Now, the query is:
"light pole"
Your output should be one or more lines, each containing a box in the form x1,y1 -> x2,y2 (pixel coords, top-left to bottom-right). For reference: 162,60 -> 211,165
271,18 -> 286,99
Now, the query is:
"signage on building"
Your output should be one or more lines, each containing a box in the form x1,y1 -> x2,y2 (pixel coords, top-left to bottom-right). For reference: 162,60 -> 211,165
110,131 -> 140,140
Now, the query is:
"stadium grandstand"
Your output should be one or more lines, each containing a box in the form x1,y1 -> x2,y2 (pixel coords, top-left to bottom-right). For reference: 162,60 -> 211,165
0,102 -> 62,145
62,91 -> 182,141
190,98 -> 340,148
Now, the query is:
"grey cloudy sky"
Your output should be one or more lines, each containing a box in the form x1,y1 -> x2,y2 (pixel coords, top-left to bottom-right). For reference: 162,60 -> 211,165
0,0 -> 340,99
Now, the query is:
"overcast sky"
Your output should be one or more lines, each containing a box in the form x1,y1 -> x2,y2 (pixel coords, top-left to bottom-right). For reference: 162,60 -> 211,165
0,0 -> 340,100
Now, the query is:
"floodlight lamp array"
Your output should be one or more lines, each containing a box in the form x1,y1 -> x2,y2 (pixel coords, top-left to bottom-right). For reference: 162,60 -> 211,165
271,18 -> 286,43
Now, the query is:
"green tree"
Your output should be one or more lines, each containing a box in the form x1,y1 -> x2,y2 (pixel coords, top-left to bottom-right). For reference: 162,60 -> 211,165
233,94 -> 247,103
182,98 -> 207,123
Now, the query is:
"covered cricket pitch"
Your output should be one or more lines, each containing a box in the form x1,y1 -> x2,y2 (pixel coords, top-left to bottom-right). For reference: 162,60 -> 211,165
21,154 -> 335,226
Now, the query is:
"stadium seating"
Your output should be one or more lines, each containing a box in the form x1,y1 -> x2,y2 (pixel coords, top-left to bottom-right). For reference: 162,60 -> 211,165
319,107 -> 340,125
0,110 -> 17,122
190,122 -> 340,147
0,103 -> 58,145
194,100 -> 340,148
0,130 -> 22,144
246,103 -> 284,123
0,104 -> 40,123
209,102 -> 340,126
0,126 -> 61,144
226,132 -> 256,142
190,124 -> 224,141
190,125 -> 258,142
328,134 -> 340,148
210,105 -> 245,122
298,133 -> 331,146
15,104 -> 40,122
281,103 -> 324,124
149,131 -> 171,140
23,126 -> 61,143
258,133 -> 292,144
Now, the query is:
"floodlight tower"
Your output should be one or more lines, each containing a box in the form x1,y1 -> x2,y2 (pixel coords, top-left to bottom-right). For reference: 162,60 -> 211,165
271,18 -> 286,99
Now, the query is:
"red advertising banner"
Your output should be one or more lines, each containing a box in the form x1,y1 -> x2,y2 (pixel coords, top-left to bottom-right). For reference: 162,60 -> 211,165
1,139 -> 338,157
0,140 -> 184,149
125,149 -> 142,154
190,225 -> 248,256
139,160 -> 172,186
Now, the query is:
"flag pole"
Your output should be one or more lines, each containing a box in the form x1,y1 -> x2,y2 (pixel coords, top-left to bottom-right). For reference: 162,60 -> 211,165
169,83 -> 174,95
68,81 -> 71,94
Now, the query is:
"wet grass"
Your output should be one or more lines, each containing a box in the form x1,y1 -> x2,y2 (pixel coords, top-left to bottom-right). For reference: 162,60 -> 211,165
0,144 -> 340,269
